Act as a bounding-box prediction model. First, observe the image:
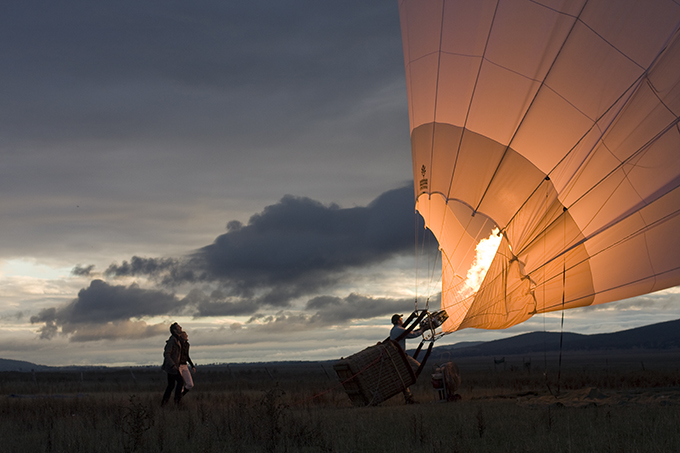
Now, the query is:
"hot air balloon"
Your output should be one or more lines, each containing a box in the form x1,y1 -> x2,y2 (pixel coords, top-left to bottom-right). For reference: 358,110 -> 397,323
399,0 -> 680,335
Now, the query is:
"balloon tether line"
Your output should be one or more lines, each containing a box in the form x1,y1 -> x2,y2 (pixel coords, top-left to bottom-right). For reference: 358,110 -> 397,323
557,262 -> 566,396
556,215 -> 567,397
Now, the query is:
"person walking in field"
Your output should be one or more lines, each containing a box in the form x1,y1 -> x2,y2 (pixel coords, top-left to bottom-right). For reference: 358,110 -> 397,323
161,322 -> 185,406
178,330 -> 196,398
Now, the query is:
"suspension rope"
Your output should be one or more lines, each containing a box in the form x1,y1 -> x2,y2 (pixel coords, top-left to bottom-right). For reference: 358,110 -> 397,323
557,259 -> 566,396
415,207 -> 421,311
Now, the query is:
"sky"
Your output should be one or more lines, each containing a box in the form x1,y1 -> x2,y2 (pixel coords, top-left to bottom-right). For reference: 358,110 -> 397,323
2,0 -> 680,367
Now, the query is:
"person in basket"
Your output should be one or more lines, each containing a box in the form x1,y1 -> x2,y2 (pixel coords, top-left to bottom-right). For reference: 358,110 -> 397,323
389,314 -> 424,404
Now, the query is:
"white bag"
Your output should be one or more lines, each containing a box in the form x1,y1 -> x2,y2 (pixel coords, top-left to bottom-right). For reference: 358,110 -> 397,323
179,364 -> 194,390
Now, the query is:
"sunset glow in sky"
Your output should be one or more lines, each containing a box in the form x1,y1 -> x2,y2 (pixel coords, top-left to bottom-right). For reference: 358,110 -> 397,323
2,0 -> 680,367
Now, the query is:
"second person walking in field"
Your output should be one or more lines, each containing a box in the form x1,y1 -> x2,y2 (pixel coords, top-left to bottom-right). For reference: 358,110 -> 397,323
161,322 -> 195,406
178,330 -> 196,397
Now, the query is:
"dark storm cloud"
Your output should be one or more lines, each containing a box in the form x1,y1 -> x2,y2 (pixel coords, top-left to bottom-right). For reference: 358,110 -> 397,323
305,293 -> 412,326
28,280 -> 423,341
29,280 -> 253,341
71,264 -> 96,277
105,256 -> 179,279
0,0 -> 410,265
30,279 -> 185,340
231,293 -> 416,334
303,291 -> 441,328
31,186 -> 437,341
1,1 -> 398,86
105,185 -> 428,309
193,185 -> 417,286
0,0 -> 403,145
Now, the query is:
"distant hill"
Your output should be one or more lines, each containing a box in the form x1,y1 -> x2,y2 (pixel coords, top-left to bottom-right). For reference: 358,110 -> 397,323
3,318 -> 680,370
435,318 -> 680,357
0,358 -> 51,372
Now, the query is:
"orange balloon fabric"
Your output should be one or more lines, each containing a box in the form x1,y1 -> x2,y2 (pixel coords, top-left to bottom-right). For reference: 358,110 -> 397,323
399,0 -> 680,332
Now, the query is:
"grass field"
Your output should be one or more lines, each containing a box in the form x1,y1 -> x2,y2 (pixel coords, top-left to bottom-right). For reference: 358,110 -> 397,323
1,349 -> 679,452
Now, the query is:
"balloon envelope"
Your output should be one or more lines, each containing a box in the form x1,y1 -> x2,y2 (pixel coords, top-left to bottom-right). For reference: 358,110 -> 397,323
398,0 -> 680,333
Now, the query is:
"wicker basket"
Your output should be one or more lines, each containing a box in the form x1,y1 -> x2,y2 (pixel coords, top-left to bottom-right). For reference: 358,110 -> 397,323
333,339 -> 416,406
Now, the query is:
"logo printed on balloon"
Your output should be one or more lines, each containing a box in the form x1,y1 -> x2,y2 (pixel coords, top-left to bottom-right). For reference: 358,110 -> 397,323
419,165 -> 428,191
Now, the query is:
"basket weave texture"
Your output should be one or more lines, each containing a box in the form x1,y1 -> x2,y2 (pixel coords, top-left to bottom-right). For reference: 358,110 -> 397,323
333,339 -> 416,406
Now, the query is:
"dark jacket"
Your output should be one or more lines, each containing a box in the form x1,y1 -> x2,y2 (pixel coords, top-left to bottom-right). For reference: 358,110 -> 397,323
161,335 -> 181,374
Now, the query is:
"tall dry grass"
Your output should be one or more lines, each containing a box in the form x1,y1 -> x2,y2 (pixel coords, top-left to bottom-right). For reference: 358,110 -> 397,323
1,351 -> 679,452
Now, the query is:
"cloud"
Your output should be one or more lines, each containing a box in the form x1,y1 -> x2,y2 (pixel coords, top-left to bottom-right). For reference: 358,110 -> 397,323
0,0 -> 410,272
29,282 -> 418,342
31,185 -> 435,341
71,264 -> 96,277
63,320 -> 168,343
190,186 -> 418,294
105,257 -> 178,279
0,0 -> 403,147
30,279 -> 185,341
305,293 -> 412,326
106,185 -> 428,308
237,293 -> 415,335
184,289 -> 260,318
